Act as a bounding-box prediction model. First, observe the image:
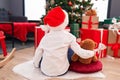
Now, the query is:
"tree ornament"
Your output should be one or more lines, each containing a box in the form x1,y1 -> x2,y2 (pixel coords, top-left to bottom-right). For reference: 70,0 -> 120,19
55,4 -> 58,6
60,2 -> 63,4
50,0 -> 55,5
68,1 -> 73,6
80,5 -> 83,10
72,5 -> 76,11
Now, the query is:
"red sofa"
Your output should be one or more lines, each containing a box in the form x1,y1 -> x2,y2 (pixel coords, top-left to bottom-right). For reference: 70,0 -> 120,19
0,22 -> 37,42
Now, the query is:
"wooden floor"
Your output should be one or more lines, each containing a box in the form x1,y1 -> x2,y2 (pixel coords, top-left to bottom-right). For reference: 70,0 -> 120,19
0,46 -> 120,80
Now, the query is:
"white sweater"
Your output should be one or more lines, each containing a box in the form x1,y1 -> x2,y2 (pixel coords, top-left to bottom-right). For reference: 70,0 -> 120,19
33,30 -> 95,76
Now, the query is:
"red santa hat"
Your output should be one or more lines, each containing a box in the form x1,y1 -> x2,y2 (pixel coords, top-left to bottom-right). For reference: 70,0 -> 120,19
43,6 -> 69,31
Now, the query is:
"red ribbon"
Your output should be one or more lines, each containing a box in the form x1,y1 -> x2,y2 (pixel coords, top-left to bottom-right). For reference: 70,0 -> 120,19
108,34 -> 120,57
82,16 -> 98,29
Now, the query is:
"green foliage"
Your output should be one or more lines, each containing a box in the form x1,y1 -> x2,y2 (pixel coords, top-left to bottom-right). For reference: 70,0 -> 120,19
41,0 -> 93,25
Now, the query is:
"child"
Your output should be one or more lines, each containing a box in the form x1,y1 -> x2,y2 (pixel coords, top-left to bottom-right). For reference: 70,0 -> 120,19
33,6 -> 95,77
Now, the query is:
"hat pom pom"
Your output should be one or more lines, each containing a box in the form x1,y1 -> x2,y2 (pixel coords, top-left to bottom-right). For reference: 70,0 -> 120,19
40,25 -> 50,34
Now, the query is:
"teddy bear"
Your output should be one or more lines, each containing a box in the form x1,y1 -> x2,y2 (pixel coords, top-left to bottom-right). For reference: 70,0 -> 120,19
71,39 -> 98,64
85,9 -> 97,16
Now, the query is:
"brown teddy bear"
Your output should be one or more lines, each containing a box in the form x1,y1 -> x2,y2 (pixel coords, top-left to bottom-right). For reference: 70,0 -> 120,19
71,39 -> 98,64
85,9 -> 97,16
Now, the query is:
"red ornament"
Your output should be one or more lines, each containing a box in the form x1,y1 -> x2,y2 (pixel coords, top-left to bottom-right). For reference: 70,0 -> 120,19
68,1 -> 72,6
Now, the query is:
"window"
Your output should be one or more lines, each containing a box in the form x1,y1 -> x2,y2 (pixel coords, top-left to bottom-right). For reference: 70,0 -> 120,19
91,0 -> 109,21
24,0 -> 46,21
24,0 -> 110,21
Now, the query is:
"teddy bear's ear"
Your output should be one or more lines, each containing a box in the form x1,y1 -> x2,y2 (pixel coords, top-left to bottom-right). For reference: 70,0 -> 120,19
95,42 -> 98,48
80,41 -> 84,46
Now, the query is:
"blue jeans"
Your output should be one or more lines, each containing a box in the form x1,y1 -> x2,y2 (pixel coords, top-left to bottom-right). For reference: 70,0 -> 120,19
67,48 -> 74,63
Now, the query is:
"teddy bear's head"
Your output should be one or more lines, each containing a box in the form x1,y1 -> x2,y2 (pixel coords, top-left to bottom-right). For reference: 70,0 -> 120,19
71,39 -> 98,64
85,9 -> 97,16
80,39 -> 97,50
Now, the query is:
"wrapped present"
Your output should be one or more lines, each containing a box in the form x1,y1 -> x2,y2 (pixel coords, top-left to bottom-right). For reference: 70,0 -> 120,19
103,18 -> 113,29
82,16 -> 99,29
104,18 -> 113,24
104,17 -> 120,24
70,23 -> 80,38
34,26 -> 45,48
115,16 -> 120,22
80,29 -> 108,58
107,30 -> 120,57
103,17 -> 120,29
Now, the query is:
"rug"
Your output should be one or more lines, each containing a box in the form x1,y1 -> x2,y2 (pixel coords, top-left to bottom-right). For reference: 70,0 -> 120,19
12,60 -> 105,80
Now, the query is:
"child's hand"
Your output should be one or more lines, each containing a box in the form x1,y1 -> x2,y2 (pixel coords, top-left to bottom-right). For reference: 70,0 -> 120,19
76,38 -> 81,44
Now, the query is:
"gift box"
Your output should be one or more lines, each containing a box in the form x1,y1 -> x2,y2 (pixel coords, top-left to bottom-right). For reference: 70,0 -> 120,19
103,17 -> 120,29
80,29 -> 108,58
104,18 -> 113,24
104,17 -> 120,24
70,23 -> 80,38
34,26 -> 45,48
82,16 -> 99,29
107,30 -> 120,57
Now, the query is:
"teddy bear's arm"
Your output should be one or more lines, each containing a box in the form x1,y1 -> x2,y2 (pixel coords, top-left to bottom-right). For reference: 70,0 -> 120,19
92,55 -> 98,62
71,53 -> 79,62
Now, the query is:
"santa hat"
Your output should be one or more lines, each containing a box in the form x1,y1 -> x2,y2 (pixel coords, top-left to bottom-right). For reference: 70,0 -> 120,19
43,6 -> 69,31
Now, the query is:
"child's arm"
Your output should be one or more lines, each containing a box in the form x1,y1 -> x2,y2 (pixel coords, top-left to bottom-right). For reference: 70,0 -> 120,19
70,37 -> 95,59
33,43 -> 43,68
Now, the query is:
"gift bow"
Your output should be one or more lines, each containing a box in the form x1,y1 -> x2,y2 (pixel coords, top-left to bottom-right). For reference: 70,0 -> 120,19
94,43 -> 106,53
109,18 -> 120,34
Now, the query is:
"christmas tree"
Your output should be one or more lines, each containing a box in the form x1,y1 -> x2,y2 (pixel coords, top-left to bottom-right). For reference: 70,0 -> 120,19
44,0 -> 93,25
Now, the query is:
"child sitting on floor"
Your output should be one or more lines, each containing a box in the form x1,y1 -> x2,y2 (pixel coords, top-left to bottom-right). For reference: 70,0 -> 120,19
33,6 -> 95,77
